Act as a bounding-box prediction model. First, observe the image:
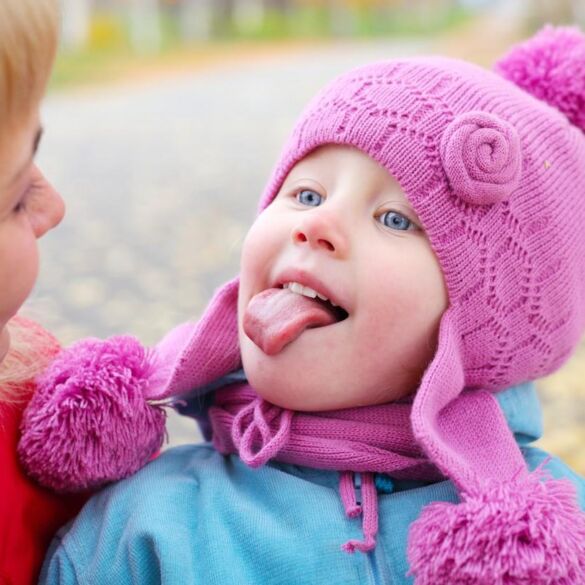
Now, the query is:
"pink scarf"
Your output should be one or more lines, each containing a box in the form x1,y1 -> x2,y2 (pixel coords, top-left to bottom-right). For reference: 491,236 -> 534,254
209,383 -> 444,553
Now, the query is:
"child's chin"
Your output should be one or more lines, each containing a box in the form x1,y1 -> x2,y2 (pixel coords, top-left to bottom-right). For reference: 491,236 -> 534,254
241,335 -> 353,410
245,371 -> 304,409
244,369 -> 346,412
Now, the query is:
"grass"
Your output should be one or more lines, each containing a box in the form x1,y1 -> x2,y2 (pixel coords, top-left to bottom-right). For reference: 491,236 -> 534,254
50,5 -> 472,90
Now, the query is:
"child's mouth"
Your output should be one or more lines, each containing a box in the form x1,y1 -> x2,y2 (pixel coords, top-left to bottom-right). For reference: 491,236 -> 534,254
243,282 -> 349,355
282,281 -> 349,322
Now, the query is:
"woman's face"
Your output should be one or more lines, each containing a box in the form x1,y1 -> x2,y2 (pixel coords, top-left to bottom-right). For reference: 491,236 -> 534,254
0,112 -> 65,362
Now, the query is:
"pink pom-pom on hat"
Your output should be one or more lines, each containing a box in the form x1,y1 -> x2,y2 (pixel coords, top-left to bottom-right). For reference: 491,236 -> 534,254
495,25 -> 585,132
407,469 -> 585,584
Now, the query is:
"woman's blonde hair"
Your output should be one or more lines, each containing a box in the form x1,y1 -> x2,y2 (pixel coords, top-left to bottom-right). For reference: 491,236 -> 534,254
0,317 -> 59,403
0,0 -> 60,401
0,0 -> 59,130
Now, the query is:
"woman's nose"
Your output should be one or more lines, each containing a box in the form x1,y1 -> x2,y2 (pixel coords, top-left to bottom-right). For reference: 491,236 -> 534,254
30,166 -> 65,238
291,209 -> 349,258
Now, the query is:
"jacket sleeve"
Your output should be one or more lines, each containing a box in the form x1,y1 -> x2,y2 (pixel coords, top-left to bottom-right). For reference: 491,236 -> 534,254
39,533 -> 80,585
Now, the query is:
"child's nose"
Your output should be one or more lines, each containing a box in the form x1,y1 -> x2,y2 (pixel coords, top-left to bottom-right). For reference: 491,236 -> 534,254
30,166 -> 66,238
291,210 -> 349,258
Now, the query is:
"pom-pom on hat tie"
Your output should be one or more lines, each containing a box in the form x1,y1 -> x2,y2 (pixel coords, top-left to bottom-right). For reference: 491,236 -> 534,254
18,336 -> 167,492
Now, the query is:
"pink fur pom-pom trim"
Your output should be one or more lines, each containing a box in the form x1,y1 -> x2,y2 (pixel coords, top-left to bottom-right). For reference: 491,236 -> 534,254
407,470 -> 585,584
495,25 -> 585,132
18,336 -> 167,492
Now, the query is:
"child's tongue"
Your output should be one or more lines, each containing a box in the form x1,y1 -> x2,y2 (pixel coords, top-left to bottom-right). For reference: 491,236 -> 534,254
244,288 -> 338,355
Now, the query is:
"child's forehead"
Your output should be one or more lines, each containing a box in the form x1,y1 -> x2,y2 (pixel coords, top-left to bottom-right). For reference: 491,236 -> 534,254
283,144 -> 409,202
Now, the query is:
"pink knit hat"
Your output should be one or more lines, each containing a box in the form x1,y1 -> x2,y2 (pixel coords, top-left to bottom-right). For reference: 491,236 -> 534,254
20,26 -> 585,583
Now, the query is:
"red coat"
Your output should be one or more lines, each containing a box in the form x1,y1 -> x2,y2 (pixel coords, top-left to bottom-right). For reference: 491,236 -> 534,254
0,321 -> 87,585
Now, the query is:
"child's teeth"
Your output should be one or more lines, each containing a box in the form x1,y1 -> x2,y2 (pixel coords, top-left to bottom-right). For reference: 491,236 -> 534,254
286,282 -> 327,301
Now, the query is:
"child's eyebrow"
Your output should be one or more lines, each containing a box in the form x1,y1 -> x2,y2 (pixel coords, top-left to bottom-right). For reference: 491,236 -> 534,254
282,176 -> 326,193
9,126 -> 43,187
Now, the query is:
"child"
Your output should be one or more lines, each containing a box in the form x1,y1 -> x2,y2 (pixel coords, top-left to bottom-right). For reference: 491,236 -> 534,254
0,1 -> 89,583
23,26 -> 585,584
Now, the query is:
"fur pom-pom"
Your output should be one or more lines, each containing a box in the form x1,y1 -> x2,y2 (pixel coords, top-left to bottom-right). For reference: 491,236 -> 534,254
18,336 -> 167,492
495,25 -> 585,132
407,471 -> 585,584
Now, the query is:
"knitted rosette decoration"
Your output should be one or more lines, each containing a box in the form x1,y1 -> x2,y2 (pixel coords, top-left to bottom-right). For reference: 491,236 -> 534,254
18,25 -> 585,582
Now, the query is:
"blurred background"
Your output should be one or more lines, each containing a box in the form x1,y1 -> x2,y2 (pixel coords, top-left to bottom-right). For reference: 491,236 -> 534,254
29,0 -> 584,472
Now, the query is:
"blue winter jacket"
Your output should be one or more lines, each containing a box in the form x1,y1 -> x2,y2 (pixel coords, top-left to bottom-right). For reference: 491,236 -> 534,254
40,382 -> 585,584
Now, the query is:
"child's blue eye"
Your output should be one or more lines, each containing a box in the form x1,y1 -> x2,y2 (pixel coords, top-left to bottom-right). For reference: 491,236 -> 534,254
297,189 -> 323,207
380,211 -> 414,231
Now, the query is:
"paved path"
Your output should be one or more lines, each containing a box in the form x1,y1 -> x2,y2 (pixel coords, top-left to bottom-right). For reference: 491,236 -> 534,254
30,40 -> 583,471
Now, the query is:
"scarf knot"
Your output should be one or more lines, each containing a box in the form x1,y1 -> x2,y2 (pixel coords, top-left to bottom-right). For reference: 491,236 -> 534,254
231,395 -> 293,468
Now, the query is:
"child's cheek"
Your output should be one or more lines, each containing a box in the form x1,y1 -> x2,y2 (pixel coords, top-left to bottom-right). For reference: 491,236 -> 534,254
240,222 -> 267,285
238,211 -> 281,322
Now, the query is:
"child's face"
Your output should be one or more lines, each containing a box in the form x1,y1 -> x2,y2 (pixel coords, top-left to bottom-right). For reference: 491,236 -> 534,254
0,112 -> 65,362
238,145 -> 447,411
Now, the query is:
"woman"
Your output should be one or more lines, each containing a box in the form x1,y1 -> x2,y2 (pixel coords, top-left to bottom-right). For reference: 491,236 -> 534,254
0,1 -> 86,582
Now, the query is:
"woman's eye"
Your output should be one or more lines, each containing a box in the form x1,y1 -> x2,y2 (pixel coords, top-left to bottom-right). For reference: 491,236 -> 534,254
379,210 -> 415,231
13,180 -> 35,214
297,189 -> 323,207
